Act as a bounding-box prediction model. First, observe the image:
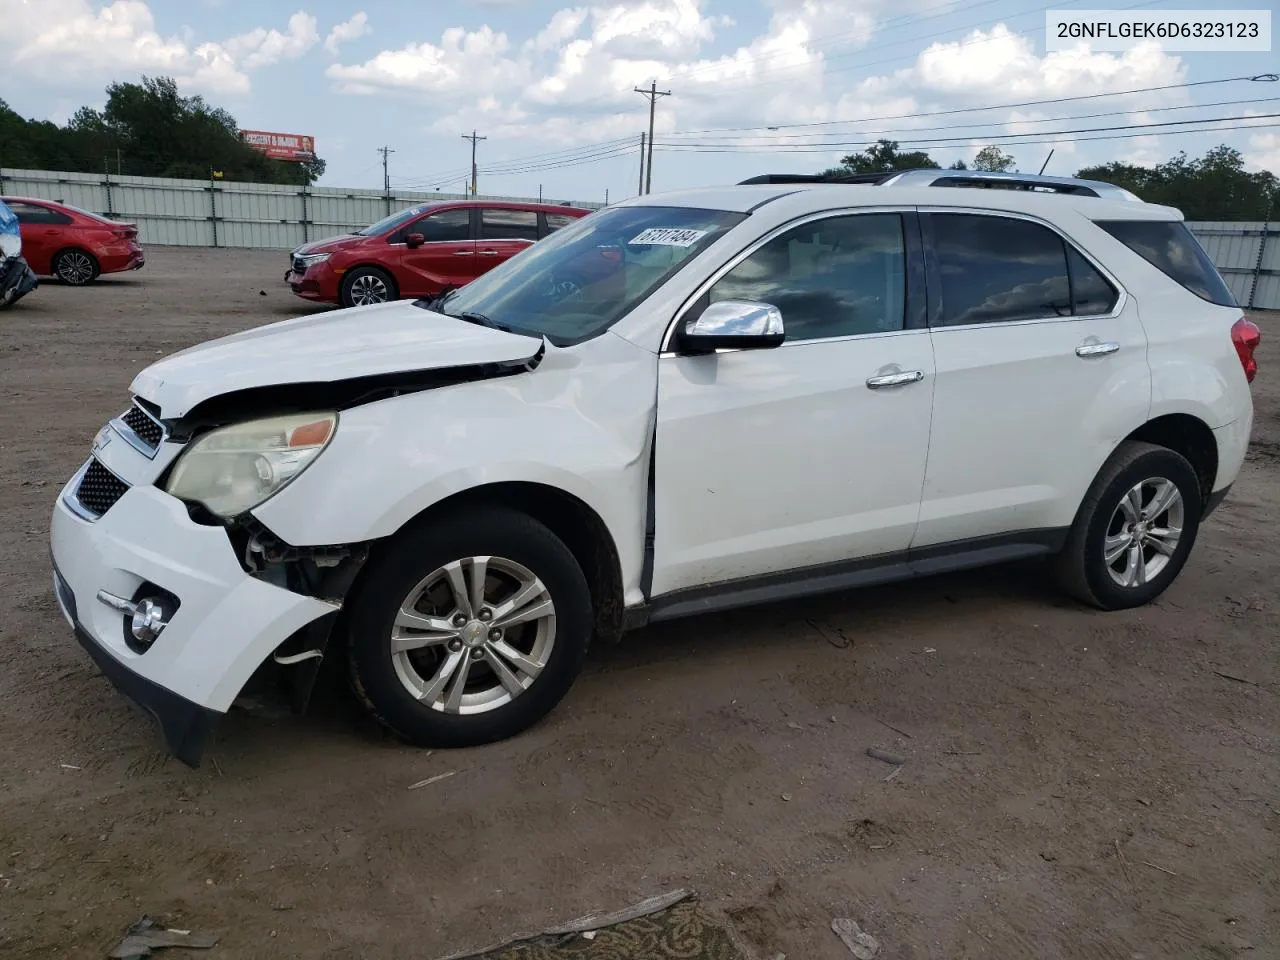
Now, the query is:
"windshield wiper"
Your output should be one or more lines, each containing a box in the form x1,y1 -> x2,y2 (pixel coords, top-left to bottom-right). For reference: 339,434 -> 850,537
455,311 -> 513,333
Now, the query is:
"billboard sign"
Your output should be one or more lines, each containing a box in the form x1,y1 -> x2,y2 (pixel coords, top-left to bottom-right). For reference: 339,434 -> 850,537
240,130 -> 316,162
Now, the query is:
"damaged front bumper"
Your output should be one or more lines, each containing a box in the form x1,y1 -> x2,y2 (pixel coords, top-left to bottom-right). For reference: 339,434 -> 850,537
51,475 -> 339,767
1,256 -> 38,307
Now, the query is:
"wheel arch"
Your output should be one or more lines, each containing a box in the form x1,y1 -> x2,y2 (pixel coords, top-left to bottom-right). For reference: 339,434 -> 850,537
1122,413 -> 1218,509
52,246 -> 100,280
359,481 -> 626,645
340,262 -> 400,300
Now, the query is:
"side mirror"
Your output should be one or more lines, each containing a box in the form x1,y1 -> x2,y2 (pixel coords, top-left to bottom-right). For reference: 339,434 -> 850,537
405,232 -> 425,249
679,299 -> 785,352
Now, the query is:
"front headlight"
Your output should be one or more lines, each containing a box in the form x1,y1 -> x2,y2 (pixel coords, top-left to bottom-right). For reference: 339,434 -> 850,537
165,412 -> 337,518
297,252 -> 331,269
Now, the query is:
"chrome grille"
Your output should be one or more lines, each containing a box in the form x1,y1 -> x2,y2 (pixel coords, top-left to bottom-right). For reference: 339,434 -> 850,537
121,403 -> 163,449
75,459 -> 129,517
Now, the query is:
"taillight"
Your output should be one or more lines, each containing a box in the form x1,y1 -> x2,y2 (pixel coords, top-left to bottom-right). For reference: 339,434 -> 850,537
1231,317 -> 1261,383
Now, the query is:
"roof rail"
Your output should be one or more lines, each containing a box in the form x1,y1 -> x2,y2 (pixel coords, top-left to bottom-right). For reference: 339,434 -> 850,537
738,172 -> 897,185
738,168 -> 1141,201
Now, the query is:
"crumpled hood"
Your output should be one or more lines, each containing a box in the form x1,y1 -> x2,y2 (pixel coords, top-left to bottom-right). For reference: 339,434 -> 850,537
130,300 -> 542,419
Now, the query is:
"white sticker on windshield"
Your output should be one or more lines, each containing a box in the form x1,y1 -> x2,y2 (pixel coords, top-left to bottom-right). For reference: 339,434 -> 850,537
629,227 -> 708,247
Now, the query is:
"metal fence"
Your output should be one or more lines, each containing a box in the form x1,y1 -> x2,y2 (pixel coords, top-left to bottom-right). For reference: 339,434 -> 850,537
0,167 -> 1275,307
1186,222 -> 1278,311
0,167 -> 603,252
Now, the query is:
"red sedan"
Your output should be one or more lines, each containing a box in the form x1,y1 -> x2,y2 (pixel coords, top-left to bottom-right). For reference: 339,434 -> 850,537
286,199 -> 589,307
1,196 -> 144,285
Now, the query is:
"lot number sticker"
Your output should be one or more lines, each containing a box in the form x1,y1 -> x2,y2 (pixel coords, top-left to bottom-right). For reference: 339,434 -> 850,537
629,227 -> 708,247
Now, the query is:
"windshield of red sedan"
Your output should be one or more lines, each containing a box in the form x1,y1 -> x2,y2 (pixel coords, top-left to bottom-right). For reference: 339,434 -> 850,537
426,205 -> 745,345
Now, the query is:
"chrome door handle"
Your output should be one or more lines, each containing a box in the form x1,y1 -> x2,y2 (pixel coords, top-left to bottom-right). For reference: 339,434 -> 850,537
453,250 -> 475,256
1076,341 -> 1120,357
479,249 -> 500,256
866,370 -> 924,389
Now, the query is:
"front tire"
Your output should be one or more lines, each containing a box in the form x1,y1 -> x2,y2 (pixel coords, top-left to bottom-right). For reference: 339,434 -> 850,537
347,508 -> 592,748
1053,441 -> 1202,610
53,249 -> 99,285
340,266 -> 397,308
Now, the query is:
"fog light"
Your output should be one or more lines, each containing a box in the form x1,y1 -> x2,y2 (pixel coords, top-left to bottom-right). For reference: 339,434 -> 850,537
96,590 -> 171,647
130,598 -> 169,644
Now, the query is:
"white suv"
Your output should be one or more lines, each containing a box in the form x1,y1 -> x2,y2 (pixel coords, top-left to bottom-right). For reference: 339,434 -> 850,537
50,170 -> 1260,765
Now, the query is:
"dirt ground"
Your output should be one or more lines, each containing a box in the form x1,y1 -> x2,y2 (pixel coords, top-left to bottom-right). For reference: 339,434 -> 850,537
1,246 -> 1277,960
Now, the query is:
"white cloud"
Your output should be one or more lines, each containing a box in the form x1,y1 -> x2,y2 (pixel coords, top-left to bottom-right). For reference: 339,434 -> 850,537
224,11 -> 319,71
2,0 -> 318,96
1245,132 -> 1280,174
326,0 -> 863,138
325,11 -> 372,55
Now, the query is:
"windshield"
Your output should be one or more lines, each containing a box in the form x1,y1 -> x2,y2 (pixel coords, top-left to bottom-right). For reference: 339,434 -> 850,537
428,205 -> 745,345
357,204 -> 435,236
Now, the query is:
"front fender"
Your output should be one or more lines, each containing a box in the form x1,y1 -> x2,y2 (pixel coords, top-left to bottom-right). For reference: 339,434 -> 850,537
251,333 -> 657,603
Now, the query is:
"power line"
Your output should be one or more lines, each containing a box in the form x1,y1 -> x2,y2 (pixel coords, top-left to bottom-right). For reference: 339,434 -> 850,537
665,74 -> 1280,136
635,81 -> 672,194
655,116 -> 1280,154
392,136 -> 637,188
661,97 -> 1280,147
386,77 -> 1279,190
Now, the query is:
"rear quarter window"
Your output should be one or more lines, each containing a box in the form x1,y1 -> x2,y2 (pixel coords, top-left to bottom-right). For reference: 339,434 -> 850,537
1097,220 -> 1236,307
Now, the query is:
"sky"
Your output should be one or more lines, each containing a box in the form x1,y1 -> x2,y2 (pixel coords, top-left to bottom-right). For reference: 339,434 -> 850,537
2,0 -> 1278,205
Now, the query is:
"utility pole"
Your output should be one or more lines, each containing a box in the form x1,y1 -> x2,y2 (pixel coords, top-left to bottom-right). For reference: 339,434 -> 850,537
634,81 -> 671,194
378,145 -> 395,215
638,133 -> 646,196
462,130 -> 487,195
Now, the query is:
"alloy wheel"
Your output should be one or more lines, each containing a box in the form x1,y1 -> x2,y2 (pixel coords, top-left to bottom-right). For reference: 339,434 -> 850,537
390,555 -> 557,715
1103,477 -> 1185,588
57,251 -> 95,285
349,274 -> 389,305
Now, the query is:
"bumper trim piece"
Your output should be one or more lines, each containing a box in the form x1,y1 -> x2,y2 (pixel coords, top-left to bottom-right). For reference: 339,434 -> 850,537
55,565 -> 217,768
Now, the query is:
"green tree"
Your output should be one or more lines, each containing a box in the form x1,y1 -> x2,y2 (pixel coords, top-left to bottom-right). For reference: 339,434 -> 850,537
973,146 -> 1015,172
1077,146 -> 1276,219
0,77 -> 324,185
822,138 -> 940,177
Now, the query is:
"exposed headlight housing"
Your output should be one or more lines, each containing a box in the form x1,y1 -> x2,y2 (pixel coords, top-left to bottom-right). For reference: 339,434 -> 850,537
165,412 -> 337,518
296,252 -> 331,269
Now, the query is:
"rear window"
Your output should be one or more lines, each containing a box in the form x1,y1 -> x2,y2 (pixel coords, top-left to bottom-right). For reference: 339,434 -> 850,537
1097,220 -> 1235,307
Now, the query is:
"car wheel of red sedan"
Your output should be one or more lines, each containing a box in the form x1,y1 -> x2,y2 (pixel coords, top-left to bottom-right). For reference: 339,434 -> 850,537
341,266 -> 397,308
53,249 -> 99,286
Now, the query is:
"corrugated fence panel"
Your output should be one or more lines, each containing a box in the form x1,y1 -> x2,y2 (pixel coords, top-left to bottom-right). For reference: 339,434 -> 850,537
1,167 -> 603,251
1187,221 -> 1278,310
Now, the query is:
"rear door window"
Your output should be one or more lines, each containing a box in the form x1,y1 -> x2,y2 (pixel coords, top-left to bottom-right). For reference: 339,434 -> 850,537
1096,220 -> 1236,307
480,208 -> 539,242
1066,247 -> 1119,315
544,213 -> 577,234
930,214 -> 1071,325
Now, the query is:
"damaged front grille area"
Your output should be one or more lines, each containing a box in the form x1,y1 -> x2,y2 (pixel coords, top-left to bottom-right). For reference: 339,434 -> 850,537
75,459 -> 130,517
120,403 -> 165,449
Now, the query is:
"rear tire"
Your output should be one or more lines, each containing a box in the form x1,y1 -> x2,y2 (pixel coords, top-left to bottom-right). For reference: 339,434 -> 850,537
53,249 -> 99,286
346,508 -> 592,748
1052,441 -> 1202,610
340,266 -> 397,308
